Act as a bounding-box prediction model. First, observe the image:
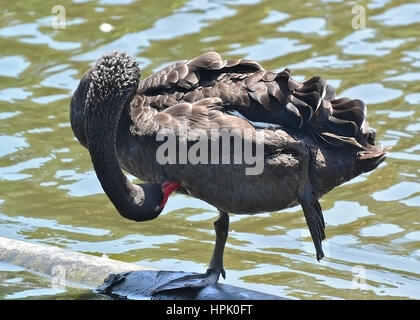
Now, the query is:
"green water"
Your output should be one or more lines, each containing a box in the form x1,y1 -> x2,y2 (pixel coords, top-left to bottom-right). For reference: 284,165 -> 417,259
0,0 -> 419,300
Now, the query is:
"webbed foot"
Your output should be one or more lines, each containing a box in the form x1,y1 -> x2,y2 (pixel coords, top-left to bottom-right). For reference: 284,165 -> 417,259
152,268 -> 225,293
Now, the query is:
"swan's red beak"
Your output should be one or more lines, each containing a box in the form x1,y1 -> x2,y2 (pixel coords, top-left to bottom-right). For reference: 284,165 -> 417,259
159,181 -> 180,210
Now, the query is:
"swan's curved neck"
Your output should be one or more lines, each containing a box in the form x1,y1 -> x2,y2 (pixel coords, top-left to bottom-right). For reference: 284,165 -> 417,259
85,93 -> 160,222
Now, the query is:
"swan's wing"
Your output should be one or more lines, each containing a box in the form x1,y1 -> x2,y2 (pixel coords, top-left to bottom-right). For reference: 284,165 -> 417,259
131,97 -> 252,137
129,97 -> 280,157
138,51 -> 263,94
137,51 -> 373,150
137,51 -> 264,112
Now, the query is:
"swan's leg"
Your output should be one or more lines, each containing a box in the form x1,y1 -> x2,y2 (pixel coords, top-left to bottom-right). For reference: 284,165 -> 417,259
207,210 -> 229,279
152,210 -> 229,293
297,150 -> 325,261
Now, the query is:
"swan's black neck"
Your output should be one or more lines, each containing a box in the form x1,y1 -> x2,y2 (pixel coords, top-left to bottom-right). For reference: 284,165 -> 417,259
83,51 -> 164,222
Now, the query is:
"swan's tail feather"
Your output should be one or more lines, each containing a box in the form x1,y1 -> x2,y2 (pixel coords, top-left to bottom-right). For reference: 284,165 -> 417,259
357,145 -> 389,173
278,70 -> 380,151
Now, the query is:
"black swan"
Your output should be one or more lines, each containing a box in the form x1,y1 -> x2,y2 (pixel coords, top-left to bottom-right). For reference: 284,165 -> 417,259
70,51 -> 387,291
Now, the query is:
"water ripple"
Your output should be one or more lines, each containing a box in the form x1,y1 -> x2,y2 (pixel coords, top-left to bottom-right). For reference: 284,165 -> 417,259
340,83 -> 402,104
0,56 -> 30,78
278,17 -> 331,36
229,37 -> 311,61
0,135 -> 29,157
372,3 -> 420,27
337,28 -> 405,56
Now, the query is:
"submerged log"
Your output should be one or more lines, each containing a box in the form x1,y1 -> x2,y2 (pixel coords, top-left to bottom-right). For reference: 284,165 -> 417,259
98,270 -> 282,300
0,235 -> 145,287
0,236 -> 283,300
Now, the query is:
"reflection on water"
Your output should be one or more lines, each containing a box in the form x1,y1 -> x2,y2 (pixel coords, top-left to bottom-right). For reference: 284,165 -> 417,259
0,0 -> 419,299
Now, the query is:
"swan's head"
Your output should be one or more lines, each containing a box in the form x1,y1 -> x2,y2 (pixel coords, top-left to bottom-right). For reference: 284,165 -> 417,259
70,51 -> 140,148
121,181 -> 180,220
137,181 -> 181,218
